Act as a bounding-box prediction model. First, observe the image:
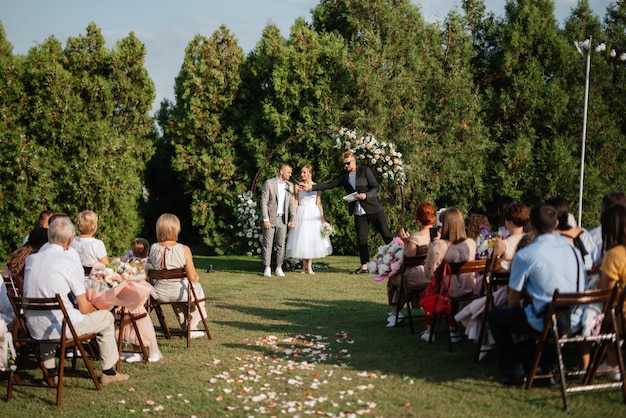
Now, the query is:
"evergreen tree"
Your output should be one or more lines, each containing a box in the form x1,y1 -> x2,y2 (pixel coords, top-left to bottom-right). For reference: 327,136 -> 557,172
418,11 -> 492,213
0,23 -> 52,256
158,26 -> 245,253
482,0 -> 579,211
0,23 -> 155,257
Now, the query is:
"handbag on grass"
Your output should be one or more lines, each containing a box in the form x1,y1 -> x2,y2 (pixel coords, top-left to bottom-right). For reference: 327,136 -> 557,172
419,261 -> 452,320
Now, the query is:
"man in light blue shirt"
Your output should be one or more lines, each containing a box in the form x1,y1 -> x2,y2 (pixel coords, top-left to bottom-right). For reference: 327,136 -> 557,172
488,203 -> 585,386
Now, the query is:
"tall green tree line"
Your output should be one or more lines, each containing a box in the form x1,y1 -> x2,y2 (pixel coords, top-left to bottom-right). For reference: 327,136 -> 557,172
0,22 -> 155,258
2,0 -> 626,260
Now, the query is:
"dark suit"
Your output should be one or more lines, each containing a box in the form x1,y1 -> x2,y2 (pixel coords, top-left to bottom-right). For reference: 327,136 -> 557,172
312,166 -> 392,265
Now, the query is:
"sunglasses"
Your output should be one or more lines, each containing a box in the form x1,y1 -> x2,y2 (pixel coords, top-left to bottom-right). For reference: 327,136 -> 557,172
343,160 -> 354,166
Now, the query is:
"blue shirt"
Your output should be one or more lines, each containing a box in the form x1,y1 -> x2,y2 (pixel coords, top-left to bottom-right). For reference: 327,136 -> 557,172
509,232 -> 586,332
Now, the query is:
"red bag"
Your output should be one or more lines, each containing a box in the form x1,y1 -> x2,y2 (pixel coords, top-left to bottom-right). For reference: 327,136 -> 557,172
419,261 -> 452,320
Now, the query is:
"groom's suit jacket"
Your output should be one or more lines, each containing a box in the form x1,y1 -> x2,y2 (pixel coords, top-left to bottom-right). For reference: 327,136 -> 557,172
261,177 -> 297,225
312,166 -> 384,215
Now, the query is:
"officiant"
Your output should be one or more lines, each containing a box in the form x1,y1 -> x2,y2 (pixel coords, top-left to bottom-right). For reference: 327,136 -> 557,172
301,150 -> 393,274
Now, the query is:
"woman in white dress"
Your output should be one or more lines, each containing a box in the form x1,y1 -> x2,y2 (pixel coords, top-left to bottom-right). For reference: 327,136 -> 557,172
286,165 -> 332,274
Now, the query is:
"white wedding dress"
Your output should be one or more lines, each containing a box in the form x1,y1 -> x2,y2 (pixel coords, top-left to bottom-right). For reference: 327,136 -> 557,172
286,190 -> 333,259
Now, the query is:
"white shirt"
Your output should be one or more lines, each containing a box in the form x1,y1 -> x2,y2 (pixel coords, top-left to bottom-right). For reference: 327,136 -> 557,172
276,178 -> 286,216
23,243 -> 86,339
71,236 -> 107,267
348,172 -> 366,215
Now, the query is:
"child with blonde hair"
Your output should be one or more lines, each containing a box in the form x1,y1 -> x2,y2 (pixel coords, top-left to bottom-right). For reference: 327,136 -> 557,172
71,210 -> 109,269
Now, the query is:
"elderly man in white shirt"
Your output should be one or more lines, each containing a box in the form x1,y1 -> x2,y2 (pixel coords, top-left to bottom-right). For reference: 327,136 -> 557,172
23,216 -> 129,385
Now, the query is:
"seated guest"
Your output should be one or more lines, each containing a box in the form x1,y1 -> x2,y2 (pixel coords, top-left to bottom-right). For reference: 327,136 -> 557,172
148,213 -> 207,338
545,196 -> 598,271
71,210 -> 110,270
487,203 -> 585,386
495,196 -> 519,237
468,213 -> 495,260
421,208 -> 477,342
589,191 -> 626,264
596,203 -> 626,378
386,202 -> 438,327
121,238 -> 150,262
492,203 -> 530,271
4,226 -> 49,289
454,203 -> 530,358
23,217 -> 129,384
22,209 -> 54,245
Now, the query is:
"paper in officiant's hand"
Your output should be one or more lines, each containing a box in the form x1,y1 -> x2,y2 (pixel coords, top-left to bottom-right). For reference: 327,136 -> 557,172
343,192 -> 359,202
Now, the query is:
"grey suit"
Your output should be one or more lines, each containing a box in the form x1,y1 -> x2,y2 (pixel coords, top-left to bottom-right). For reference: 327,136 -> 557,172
261,177 -> 297,267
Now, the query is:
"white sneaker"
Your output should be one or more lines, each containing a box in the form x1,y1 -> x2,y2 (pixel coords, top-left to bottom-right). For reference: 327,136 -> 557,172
478,345 -> 491,361
421,330 -> 434,342
125,353 -> 143,363
450,331 -> 463,343
386,312 -> 405,327
190,330 -> 206,339
275,267 -> 285,277
148,355 -> 162,363
598,361 -> 621,381
263,267 -> 271,277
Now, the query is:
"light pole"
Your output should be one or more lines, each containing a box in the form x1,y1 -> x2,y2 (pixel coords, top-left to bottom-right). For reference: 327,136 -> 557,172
574,37 -> 591,227
574,37 -> 606,226
573,38 -> 625,226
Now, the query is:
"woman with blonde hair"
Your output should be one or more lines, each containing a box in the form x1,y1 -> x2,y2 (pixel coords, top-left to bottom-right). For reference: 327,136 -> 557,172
148,213 -> 207,338
286,164 -> 333,274
420,208 -> 477,342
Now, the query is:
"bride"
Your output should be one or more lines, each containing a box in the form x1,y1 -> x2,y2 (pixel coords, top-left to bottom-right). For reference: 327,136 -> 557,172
286,165 -> 333,274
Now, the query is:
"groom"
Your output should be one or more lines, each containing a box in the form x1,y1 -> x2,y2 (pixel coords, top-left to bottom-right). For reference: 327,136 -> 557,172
260,162 -> 297,277
302,151 -> 393,274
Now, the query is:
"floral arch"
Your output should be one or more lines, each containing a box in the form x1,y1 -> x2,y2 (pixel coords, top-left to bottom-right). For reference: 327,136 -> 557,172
233,128 -> 409,256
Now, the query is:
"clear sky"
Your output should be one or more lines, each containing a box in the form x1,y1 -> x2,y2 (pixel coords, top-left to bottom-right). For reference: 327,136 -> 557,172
2,0 -> 613,112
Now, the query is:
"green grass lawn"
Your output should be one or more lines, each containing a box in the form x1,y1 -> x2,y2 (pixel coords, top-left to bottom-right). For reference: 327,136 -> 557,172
2,255 -> 625,417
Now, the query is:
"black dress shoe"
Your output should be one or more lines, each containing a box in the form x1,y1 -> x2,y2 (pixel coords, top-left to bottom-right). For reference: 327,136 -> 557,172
350,268 -> 369,275
495,373 -> 527,387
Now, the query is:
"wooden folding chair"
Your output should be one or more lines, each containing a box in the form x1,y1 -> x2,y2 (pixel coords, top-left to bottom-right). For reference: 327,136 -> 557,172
115,307 -> 149,371
3,275 -> 22,339
615,285 -> 626,347
147,268 -> 211,347
396,252 -> 428,333
7,294 -> 102,406
3,274 -> 22,300
428,259 -> 488,352
474,256 -> 510,362
526,286 -> 626,411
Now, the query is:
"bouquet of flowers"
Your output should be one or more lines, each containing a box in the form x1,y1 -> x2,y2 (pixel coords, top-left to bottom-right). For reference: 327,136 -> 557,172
475,227 -> 499,260
368,237 -> 405,283
320,222 -> 336,238
87,258 -> 147,291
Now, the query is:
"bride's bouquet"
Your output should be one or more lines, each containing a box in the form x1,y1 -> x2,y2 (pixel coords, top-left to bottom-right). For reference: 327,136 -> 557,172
368,237 -> 404,283
320,222 -> 336,238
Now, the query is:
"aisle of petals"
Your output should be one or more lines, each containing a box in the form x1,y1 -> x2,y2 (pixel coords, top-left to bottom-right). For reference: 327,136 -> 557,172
112,331 -> 414,416
207,332 -> 386,417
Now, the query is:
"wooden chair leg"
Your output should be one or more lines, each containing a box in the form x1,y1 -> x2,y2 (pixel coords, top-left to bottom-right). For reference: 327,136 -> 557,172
152,305 -> 171,339
475,295 -> 493,362
129,314 -> 149,362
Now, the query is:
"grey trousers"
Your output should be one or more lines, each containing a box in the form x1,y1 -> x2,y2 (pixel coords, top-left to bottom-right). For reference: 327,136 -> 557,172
40,309 -> 118,371
262,216 -> 287,267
